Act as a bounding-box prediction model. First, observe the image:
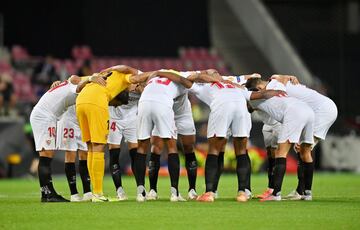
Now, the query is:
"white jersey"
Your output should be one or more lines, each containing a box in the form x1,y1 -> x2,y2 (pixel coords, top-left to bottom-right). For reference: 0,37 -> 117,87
285,82 -> 332,111
33,80 -> 78,118
139,70 -> 188,108
137,70 -> 190,140
285,81 -> 337,140
57,105 -> 88,151
255,110 -> 280,127
189,82 -> 252,108
249,79 -> 302,123
189,81 -> 252,138
30,80 -> 78,151
173,92 -> 191,116
59,104 -> 77,122
249,80 -> 315,144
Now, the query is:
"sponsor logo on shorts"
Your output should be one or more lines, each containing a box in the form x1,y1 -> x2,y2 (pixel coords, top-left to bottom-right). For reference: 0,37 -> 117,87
46,140 -> 51,145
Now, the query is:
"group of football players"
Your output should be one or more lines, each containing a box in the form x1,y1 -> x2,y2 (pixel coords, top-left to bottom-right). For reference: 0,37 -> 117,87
29,65 -> 337,202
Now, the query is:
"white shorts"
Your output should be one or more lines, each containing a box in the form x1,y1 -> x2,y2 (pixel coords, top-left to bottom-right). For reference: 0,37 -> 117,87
171,95 -> 196,136
313,100 -> 338,140
56,117 -> 88,151
175,112 -> 196,136
207,100 -> 250,138
278,103 -> 315,144
137,101 -> 177,140
262,123 -> 281,148
30,109 -> 57,151
108,117 -> 137,144
152,112 -> 195,137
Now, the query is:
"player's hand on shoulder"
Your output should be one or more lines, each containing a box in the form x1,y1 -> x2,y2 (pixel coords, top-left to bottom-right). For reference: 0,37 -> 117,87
101,65 -> 139,75
50,80 -> 62,89
89,73 -> 107,86
270,74 -> 281,81
205,69 -> 222,80
248,73 -> 261,79
101,65 -> 125,72
221,79 -> 244,89
270,74 -> 299,85
288,75 -> 299,85
263,89 -> 287,99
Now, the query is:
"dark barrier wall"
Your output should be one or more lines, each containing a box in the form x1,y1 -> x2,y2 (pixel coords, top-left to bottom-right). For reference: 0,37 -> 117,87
1,0 -> 210,57
264,0 -> 360,118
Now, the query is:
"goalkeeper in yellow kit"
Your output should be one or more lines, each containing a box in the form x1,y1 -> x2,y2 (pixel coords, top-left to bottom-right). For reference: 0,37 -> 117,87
76,65 -> 152,202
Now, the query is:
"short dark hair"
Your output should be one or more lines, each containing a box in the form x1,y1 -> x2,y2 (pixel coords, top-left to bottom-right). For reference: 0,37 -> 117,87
245,78 -> 263,91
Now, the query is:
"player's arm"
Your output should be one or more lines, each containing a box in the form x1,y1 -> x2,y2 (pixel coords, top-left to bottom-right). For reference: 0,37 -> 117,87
154,71 -> 194,88
249,89 -> 287,100
50,81 -> 62,89
188,72 -> 222,84
73,74 -> 107,93
129,71 -> 157,84
270,74 -> 299,85
101,65 -> 139,75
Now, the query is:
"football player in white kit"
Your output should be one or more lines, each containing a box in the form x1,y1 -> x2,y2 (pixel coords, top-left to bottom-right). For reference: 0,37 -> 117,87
107,84 -> 143,201
147,70 -> 219,201
210,74 -> 261,198
256,117 -> 282,199
134,70 -> 222,202
30,74 -> 105,202
245,77 -> 316,201
57,105 -> 92,202
154,72 -> 285,202
259,74 -> 338,200
147,93 -> 198,200
223,74 -> 283,200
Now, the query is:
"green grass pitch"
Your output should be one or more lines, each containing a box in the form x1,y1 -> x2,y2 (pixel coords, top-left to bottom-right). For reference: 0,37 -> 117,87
0,173 -> 359,229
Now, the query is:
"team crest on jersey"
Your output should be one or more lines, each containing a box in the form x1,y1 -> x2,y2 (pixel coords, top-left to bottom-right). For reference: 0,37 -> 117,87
46,140 -> 51,145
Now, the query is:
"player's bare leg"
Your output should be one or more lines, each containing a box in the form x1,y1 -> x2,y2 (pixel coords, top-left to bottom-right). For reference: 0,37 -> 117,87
65,151 -> 81,201
179,134 -> 198,199
88,143 -> 108,202
86,142 -> 93,187
257,147 -> 275,199
135,139 -> 150,202
128,142 -> 138,176
165,138 -> 185,201
77,150 -> 92,201
197,137 -> 226,202
289,143 -> 305,198
284,143 -> 305,200
213,141 -> 226,199
108,143 -> 127,201
261,141 -> 292,201
290,137 -> 318,200
287,140 -> 317,200
147,136 -> 163,200
38,150 -> 69,202
299,143 -> 314,200
233,137 -> 251,202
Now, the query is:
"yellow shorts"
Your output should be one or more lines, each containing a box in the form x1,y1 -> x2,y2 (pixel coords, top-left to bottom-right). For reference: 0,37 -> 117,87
76,104 -> 109,144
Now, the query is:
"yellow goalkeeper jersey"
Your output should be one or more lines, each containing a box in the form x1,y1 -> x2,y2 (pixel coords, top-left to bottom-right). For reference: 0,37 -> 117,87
76,71 -> 132,109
